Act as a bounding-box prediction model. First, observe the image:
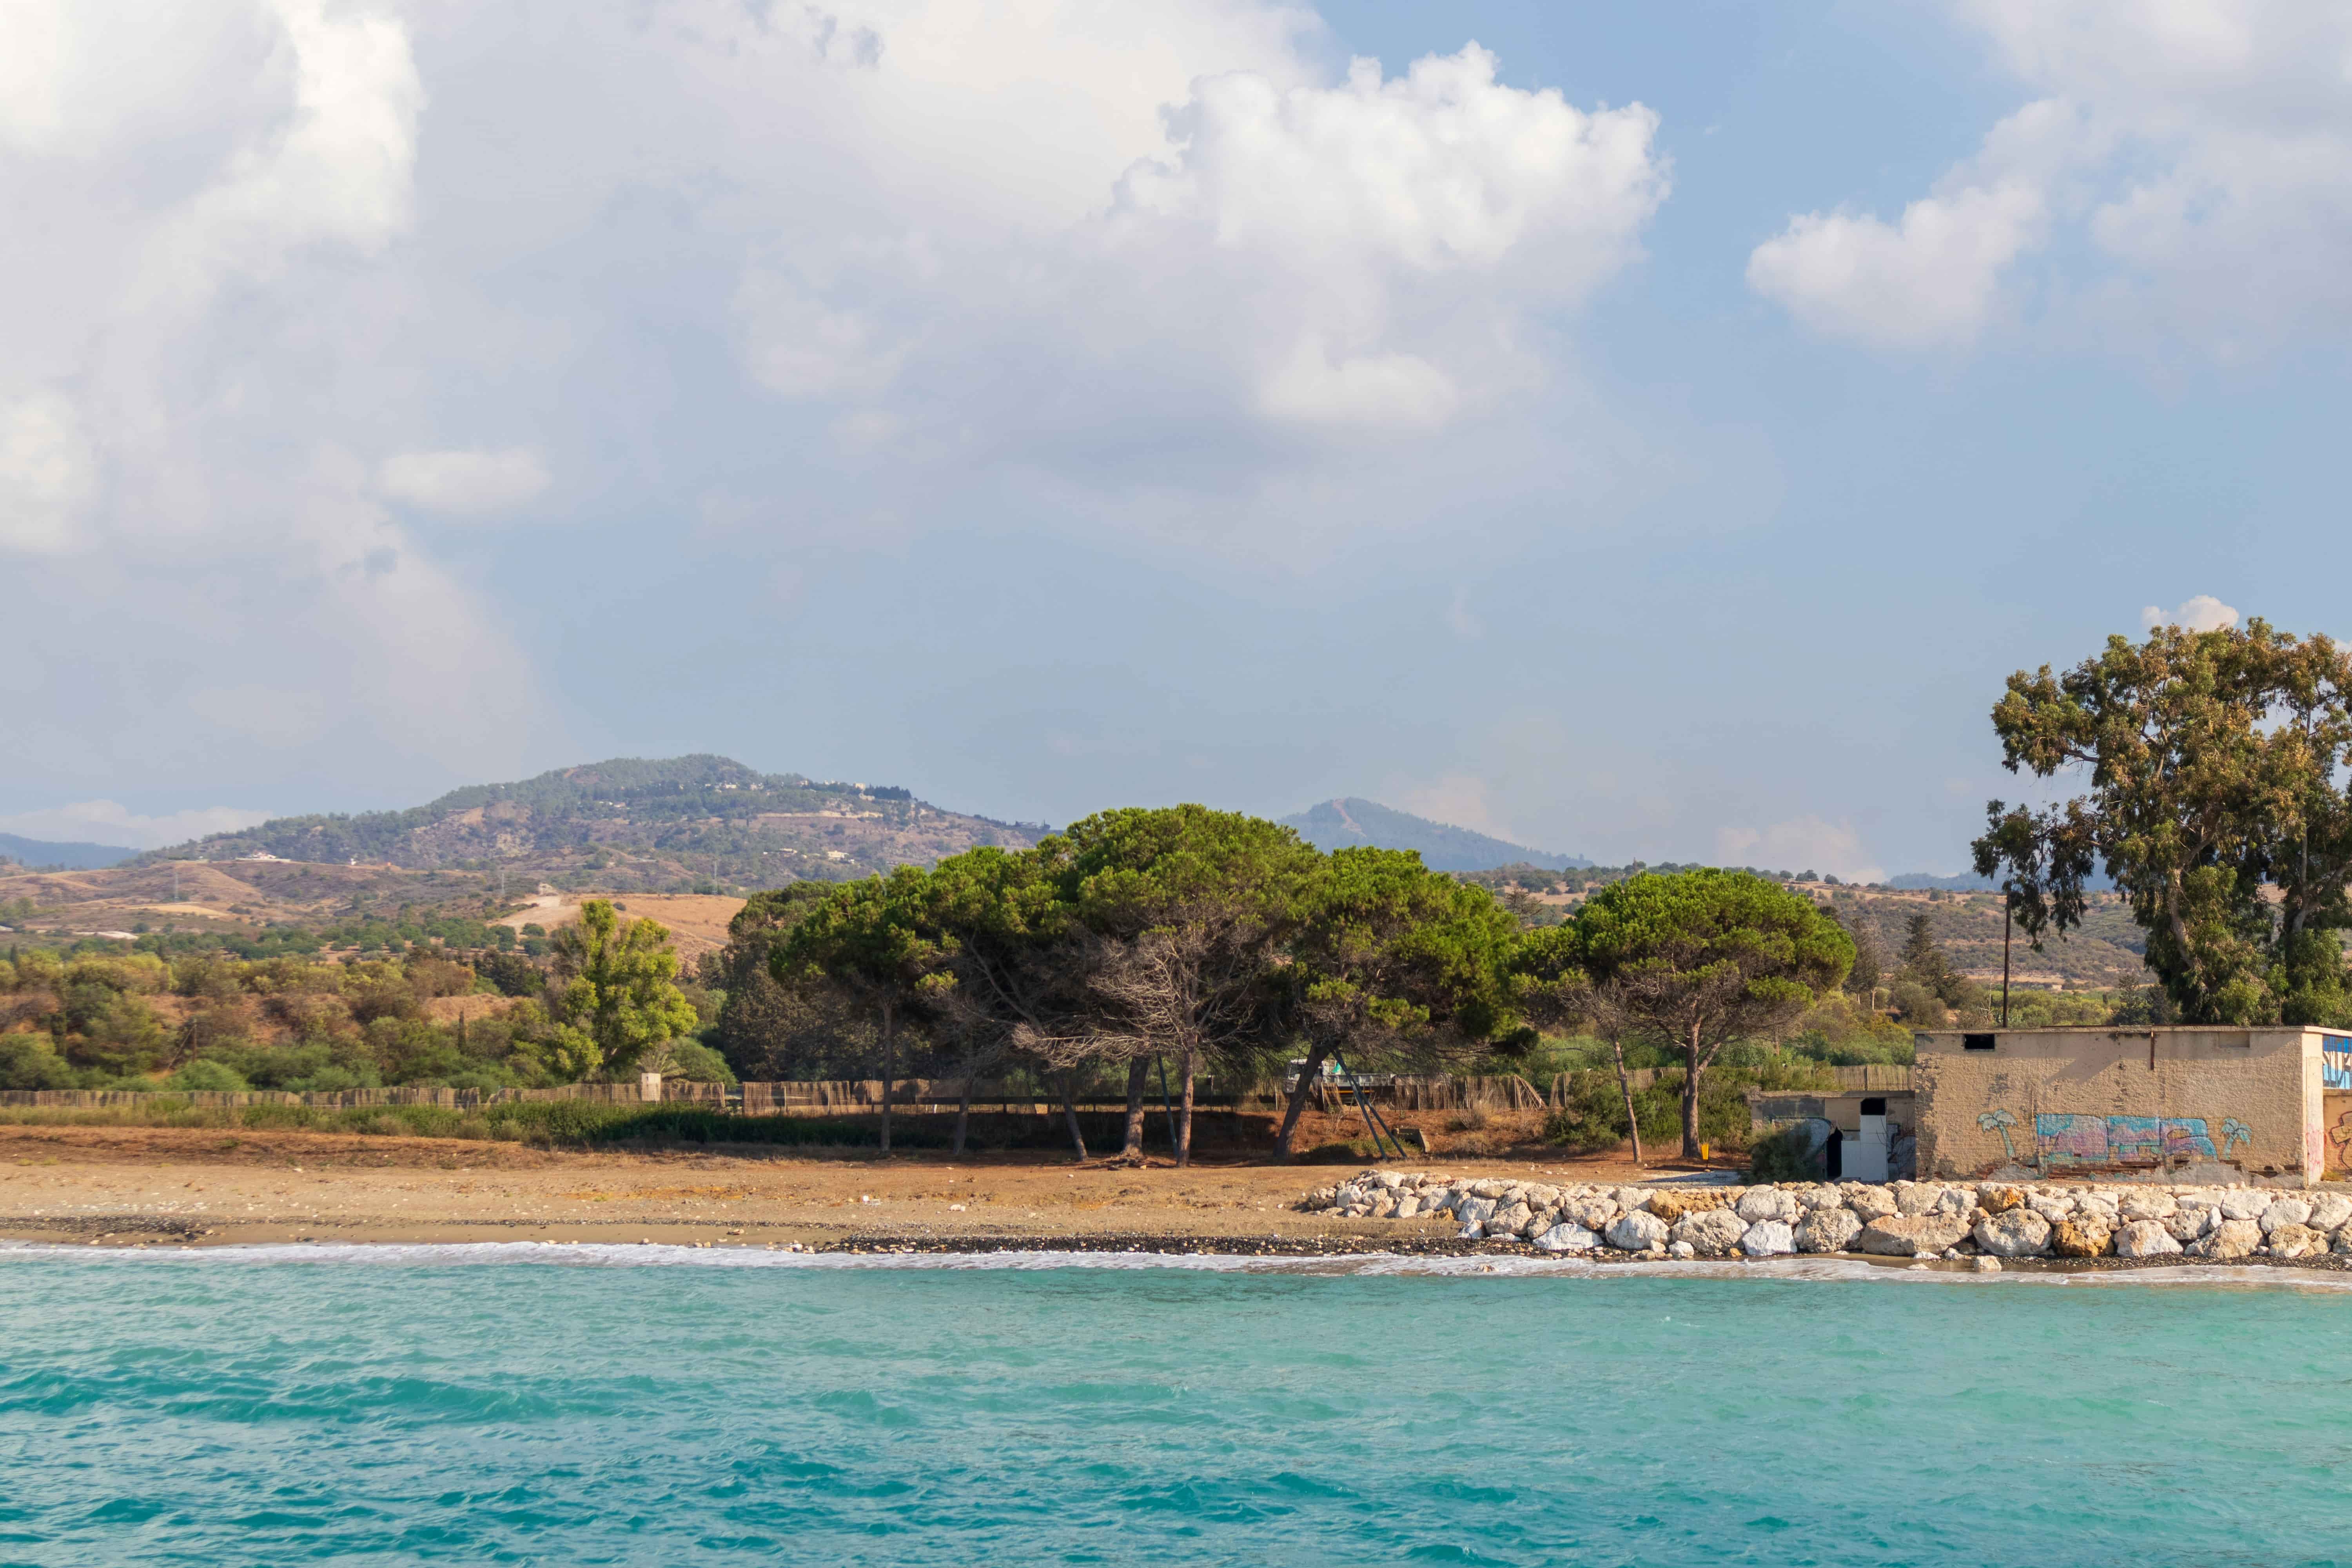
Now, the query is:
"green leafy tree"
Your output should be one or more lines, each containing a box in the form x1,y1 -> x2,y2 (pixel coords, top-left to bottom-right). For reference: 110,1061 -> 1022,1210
1566,869 -> 1853,1159
1054,805 -> 1321,1163
920,844 -> 1085,1156
1272,846 -> 1521,1158
773,867 -> 955,1153
1973,620 -> 2352,1024
711,883 -> 860,1080
546,899 -> 700,1081
1839,907 -> 1884,1003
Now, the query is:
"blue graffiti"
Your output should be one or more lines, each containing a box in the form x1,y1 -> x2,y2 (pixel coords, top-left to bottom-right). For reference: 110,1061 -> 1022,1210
2324,1035 -> 2352,1091
2036,1113 -> 2221,1168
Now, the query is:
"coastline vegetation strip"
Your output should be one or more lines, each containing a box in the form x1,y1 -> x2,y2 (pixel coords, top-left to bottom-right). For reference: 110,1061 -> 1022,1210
0,1099 -> 921,1149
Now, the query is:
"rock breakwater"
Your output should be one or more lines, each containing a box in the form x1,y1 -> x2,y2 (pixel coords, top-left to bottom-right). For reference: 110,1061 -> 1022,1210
1303,1172 -> 2352,1263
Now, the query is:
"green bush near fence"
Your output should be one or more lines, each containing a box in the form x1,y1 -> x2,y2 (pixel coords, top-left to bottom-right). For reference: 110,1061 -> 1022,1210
474,1100 -> 906,1149
0,1093 -> 1272,1153
1746,1123 -> 1825,1183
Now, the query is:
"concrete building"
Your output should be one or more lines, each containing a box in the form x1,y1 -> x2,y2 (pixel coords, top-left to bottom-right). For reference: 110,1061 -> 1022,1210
1913,1027 -> 2352,1185
1748,1086 -> 1918,1181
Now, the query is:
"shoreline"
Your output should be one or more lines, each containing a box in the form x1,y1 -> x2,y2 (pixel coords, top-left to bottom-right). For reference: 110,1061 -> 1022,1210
13,1124 -> 2352,1276
11,1232 -> 2352,1289
8,1218 -> 2352,1277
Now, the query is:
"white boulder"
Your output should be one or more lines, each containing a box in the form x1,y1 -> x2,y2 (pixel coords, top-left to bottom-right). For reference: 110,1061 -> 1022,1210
2189,1218 -> 2261,1260
1973,1209 -> 2052,1258
1795,1207 -> 1863,1254
2259,1198 -> 2313,1234
2270,1223 -> 2328,1260
1533,1223 -> 1599,1254
1564,1197 -> 1619,1232
1671,1209 -> 1749,1258
1735,1188 -> 1801,1224
1740,1220 -> 1797,1258
1606,1210 -> 1668,1252
1845,1186 -> 1899,1221
2114,1219 -> 2183,1258
2220,1189 -> 2269,1221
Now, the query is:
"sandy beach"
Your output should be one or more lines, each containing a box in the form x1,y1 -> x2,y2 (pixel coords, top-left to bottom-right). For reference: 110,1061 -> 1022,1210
0,1124 -> 1668,1252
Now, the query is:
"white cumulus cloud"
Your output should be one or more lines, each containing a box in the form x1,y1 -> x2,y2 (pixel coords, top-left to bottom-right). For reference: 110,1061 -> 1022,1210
0,0 -> 547,790
0,0 -> 1694,800
2141,594 -> 2238,632
1746,104 -> 2076,350
1755,2 -> 2352,356
379,448 -> 552,517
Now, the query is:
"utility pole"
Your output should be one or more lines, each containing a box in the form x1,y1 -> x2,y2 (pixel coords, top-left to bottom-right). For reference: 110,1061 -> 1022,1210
2000,890 -> 2014,1028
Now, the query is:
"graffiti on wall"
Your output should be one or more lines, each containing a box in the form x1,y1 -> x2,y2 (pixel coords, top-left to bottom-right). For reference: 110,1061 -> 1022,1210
2029,1112 -> 2252,1169
2325,1036 -> 2352,1090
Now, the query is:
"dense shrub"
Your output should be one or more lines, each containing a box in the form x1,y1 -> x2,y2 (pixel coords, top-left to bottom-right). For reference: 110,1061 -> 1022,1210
1544,1059 -> 1837,1154
164,1059 -> 251,1092
481,1101 -> 918,1148
1748,1123 -> 1825,1183
0,1034 -> 76,1089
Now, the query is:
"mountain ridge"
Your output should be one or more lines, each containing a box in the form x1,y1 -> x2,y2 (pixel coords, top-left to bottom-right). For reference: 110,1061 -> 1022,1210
0,833 -> 140,871
142,754 -> 1040,885
1279,797 -> 1588,873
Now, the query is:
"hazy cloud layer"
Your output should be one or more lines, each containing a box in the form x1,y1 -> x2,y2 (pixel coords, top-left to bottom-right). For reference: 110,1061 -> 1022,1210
379,448 -> 552,517
0,801 -> 270,851
7,1 -> 2340,879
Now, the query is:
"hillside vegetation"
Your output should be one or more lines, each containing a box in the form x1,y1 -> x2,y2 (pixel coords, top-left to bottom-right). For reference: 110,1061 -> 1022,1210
149,755 -> 1037,883
0,757 -> 1040,957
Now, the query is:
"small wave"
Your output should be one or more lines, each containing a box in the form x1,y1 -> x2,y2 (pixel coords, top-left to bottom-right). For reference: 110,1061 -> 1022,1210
5,1239 -> 2352,1290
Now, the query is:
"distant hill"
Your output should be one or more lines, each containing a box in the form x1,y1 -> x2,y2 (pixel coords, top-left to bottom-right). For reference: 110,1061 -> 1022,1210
1280,798 -> 1588,873
0,833 -> 138,871
1886,871 -> 2002,892
143,755 -> 1040,886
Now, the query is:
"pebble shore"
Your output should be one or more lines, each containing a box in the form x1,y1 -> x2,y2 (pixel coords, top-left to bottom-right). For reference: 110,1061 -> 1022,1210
1305,1170 -> 2352,1268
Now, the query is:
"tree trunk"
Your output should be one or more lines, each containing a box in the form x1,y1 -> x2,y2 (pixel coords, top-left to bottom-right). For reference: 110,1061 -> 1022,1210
1177,1048 -> 1196,1167
878,997 -> 895,1156
1121,1056 -> 1150,1161
1273,1043 -> 1333,1158
953,1065 -> 975,1159
1060,1071 -> 1088,1161
1680,1021 -> 1702,1160
1612,1036 -> 1642,1168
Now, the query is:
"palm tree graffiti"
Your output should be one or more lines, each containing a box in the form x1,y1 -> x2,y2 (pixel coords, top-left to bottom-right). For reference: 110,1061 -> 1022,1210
2220,1118 -> 2252,1160
1978,1107 -> 2020,1163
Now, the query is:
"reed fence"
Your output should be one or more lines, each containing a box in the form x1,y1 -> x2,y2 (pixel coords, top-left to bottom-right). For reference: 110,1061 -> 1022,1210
0,1063 -> 1909,1116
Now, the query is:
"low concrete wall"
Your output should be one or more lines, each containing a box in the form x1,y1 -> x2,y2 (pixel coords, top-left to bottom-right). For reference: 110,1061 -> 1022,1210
1914,1027 -> 2322,1184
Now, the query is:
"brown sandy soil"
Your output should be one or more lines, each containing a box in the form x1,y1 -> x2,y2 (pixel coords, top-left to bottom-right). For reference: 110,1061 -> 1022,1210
0,1123 -> 1686,1252
493,893 -> 744,958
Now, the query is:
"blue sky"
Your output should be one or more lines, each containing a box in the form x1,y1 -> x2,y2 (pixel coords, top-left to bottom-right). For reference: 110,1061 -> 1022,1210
2,0 -> 2340,875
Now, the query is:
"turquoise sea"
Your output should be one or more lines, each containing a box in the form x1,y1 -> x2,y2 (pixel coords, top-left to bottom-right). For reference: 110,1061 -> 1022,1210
4,1246 -> 2351,1565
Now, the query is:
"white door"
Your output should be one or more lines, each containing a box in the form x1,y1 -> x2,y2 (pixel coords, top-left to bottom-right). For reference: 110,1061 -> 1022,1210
1847,1114 -> 1889,1182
